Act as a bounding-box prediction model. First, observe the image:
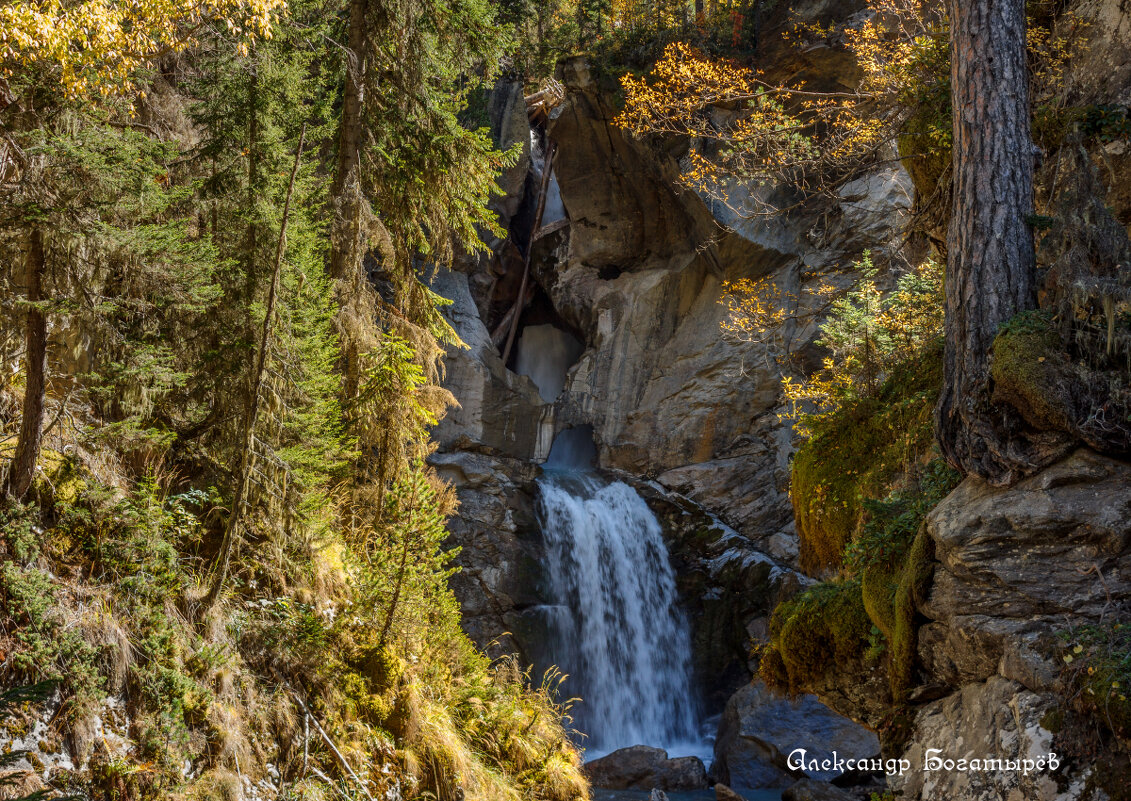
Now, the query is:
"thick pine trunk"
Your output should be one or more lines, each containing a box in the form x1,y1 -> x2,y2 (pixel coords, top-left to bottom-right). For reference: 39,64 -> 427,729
935,0 -> 1066,484
5,228 -> 47,500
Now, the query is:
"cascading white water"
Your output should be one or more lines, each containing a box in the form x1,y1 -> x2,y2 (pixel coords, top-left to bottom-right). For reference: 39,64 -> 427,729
509,260 -> 701,760
537,431 -> 702,758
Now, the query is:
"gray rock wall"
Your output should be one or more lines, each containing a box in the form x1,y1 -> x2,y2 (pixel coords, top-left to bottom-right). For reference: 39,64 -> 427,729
432,62 -> 914,702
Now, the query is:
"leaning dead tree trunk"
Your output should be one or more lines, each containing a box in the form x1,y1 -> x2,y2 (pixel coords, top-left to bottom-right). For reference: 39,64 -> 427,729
500,139 -> 557,364
3,228 -> 47,500
208,126 -> 306,605
934,0 -> 1062,485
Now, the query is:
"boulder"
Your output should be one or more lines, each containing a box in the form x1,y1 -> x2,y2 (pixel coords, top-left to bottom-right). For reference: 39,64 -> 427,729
550,56 -> 727,271
711,682 -> 880,788
920,449 -> 1131,691
892,449 -> 1131,799
889,677 -> 1069,801
715,783 -> 746,801
584,745 -> 709,791
781,778 -> 857,801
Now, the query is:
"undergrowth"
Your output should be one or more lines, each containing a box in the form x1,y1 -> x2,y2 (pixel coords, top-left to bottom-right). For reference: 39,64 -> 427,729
759,256 -> 954,712
0,453 -> 588,801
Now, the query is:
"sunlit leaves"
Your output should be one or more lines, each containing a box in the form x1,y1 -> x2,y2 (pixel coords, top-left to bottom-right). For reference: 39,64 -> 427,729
722,255 -> 943,438
614,0 -> 1081,214
781,256 -> 943,435
0,0 -> 285,100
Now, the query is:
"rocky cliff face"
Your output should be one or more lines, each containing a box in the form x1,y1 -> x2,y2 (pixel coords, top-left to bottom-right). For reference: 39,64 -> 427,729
431,55 -> 913,662
434,16 -> 1131,797
429,50 -> 913,795
890,450 -> 1131,801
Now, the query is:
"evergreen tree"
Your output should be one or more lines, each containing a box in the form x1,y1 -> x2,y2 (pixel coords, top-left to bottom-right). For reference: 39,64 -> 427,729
934,0 -> 1052,484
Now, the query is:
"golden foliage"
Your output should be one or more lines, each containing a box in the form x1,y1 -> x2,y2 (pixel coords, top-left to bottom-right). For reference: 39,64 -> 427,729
616,0 -> 1082,213
721,255 -> 943,437
783,257 -> 942,433
0,0 -> 284,99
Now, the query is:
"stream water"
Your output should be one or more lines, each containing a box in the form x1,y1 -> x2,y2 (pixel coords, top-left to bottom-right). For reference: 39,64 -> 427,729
536,429 -> 704,760
514,312 -> 705,763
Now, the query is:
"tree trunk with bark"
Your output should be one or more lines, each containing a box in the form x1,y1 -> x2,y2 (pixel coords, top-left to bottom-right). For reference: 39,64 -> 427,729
329,0 -> 368,281
934,0 -> 1069,484
4,228 -> 47,500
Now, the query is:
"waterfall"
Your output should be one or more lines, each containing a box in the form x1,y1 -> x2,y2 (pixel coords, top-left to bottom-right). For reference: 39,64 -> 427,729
537,430 -> 702,758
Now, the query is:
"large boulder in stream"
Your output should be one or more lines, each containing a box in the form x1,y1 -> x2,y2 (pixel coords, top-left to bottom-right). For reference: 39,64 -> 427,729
711,682 -> 880,789
584,745 -> 709,791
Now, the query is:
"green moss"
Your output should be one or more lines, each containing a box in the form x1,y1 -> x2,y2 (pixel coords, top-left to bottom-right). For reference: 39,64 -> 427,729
849,460 -> 959,700
898,94 -> 952,204
991,309 -> 1074,431
792,339 -> 944,574
761,579 -> 872,696
1040,707 -> 1065,734
888,525 -> 933,702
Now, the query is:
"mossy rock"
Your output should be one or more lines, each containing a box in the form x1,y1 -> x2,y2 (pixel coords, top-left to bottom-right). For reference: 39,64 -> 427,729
792,340 -> 943,575
886,529 -> 931,705
898,95 -> 952,205
761,579 -> 872,696
853,460 -> 958,701
991,310 -> 1078,433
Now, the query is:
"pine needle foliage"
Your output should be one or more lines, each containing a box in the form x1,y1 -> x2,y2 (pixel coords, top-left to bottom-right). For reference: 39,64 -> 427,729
0,0 -> 589,799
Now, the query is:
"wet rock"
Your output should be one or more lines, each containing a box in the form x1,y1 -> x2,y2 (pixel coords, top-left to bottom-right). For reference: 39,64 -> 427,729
714,782 -> 746,801
781,778 -> 857,801
636,482 -> 812,708
428,449 -> 546,661
649,790 -> 669,801
584,745 -> 709,791
711,682 -> 880,789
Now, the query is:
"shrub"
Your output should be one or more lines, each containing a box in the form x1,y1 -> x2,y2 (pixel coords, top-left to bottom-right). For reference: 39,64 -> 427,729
1061,622 -> 1131,742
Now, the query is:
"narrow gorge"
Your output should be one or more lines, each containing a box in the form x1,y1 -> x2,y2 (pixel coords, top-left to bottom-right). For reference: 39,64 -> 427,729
430,58 -> 900,796
430,16 -> 1131,797
1,0 -> 1130,797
